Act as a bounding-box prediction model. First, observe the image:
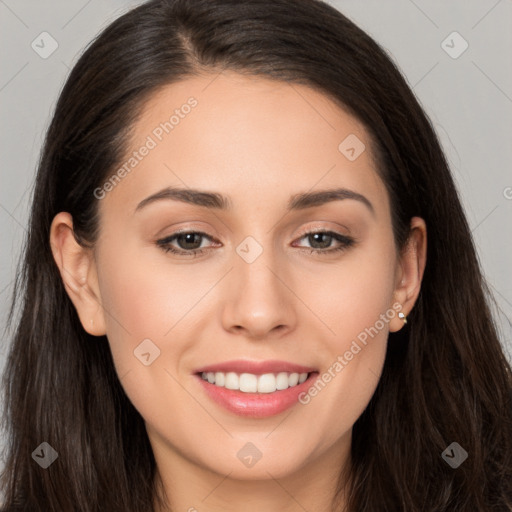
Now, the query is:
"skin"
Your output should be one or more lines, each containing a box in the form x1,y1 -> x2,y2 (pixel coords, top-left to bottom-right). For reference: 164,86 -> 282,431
50,72 -> 427,512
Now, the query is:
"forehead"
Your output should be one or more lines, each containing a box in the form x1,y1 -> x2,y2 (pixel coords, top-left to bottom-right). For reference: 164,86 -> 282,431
101,71 -> 388,219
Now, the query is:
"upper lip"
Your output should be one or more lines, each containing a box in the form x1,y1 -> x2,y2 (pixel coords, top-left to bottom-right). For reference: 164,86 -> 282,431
195,359 -> 317,375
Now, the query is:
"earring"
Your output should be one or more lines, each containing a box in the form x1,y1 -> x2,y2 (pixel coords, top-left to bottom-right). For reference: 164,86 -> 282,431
398,311 -> 407,324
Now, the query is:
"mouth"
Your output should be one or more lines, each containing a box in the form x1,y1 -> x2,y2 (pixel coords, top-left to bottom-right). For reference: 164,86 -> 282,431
193,360 -> 319,418
197,370 -> 312,393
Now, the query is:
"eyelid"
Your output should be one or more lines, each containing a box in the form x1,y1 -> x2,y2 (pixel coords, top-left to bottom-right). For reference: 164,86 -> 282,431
156,222 -> 351,245
294,222 -> 351,237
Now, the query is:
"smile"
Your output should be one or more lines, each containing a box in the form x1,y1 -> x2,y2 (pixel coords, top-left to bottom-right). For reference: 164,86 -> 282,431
200,371 -> 310,393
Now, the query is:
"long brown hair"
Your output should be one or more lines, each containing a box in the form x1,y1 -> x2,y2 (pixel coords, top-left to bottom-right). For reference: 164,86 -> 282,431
2,0 -> 511,510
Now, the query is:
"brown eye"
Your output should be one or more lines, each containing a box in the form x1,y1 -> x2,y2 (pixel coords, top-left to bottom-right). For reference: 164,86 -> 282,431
293,230 -> 355,255
156,231 -> 216,257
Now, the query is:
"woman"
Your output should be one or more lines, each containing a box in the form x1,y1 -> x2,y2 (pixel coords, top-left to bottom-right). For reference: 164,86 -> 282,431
1,0 -> 511,510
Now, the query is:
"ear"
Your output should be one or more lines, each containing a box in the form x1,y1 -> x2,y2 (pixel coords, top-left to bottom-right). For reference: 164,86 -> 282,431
389,216 -> 427,333
49,212 -> 106,336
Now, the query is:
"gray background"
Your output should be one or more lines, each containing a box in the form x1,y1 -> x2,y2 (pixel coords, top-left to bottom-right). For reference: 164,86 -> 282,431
0,0 -> 511,470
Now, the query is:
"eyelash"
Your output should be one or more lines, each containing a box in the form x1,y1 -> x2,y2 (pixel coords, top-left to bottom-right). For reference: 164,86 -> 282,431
156,229 -> 356,258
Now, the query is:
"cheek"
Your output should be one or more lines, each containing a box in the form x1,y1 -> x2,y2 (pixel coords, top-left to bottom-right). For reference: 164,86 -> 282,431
293,233 -> 396,444
93,241 -> 188,384
96,240 -> 201,340
94,247 -> 198,428
303,229 -> 397,343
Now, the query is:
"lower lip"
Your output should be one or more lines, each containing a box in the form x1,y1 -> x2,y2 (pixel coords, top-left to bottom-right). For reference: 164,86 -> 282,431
194,372 -> 319,418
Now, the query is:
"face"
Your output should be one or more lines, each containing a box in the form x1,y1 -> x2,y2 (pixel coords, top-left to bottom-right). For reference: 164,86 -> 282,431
53,71 -> 424,487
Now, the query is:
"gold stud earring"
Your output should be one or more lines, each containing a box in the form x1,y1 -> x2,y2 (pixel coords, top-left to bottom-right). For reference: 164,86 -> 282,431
398,311 -> 407,324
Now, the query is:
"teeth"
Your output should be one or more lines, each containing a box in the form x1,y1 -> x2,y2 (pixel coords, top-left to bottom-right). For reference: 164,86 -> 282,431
214,372 -> 225,387
239,373 -> 258,392
200,371 -> 310,393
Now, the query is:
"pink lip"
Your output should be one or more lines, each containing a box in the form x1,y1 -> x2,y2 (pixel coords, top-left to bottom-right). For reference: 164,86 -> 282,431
193,359 -> 319,418
194,359 -> 317,375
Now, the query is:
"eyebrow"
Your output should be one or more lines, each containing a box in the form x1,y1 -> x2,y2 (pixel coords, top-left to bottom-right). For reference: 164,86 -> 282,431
135,186 -> 375,216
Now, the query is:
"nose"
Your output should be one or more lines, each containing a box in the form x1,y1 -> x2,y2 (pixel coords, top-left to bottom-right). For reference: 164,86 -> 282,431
221,244 -> 298,340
